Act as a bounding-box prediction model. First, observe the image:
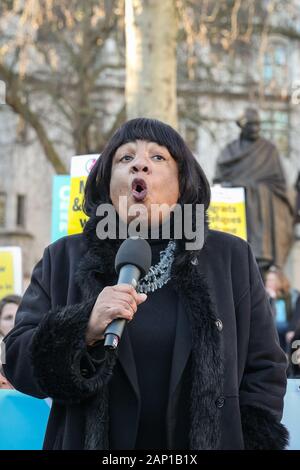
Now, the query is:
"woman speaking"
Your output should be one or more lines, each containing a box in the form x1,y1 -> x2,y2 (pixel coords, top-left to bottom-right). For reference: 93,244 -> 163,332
3,118 -> 288,450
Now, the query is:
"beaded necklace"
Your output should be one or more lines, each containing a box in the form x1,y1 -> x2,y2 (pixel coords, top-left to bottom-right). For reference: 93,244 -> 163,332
137,240 -> 176,294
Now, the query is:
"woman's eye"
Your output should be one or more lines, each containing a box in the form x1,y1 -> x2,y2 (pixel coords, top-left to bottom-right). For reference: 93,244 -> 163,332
120,155 -> 133,162
152,155 -> 165,161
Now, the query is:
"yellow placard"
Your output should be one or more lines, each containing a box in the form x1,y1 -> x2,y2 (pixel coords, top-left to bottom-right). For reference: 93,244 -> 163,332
67,176 -> 88,235
208,186 -> 247,240
208,202 -> 247,240
67,154 -> 99,235
0,252 -> 14,299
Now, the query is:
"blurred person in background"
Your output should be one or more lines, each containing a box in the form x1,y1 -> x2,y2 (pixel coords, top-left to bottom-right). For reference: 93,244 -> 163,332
0,294 -> 22,389
265,267 -> 300,352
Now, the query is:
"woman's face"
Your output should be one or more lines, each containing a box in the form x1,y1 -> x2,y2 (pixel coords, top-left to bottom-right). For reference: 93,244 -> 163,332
265,273 -> 281,294
0,302 -> 18,336
110,140 -> 180,226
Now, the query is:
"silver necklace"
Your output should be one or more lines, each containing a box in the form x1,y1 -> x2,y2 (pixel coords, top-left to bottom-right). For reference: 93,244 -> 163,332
137,240 -> 176,294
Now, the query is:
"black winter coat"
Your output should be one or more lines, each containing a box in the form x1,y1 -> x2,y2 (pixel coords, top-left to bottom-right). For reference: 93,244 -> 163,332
3,218 -> 288,450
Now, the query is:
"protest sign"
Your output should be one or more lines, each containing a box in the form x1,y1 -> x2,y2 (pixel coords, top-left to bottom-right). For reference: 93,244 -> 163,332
0,247 -> 22,299
67,155 -> 98,235
51,175 -> 70,242
208,186 -> 247,240
0,390 -> 50,450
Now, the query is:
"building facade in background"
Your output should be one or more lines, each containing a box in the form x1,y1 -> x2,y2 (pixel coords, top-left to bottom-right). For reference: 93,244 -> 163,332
0,1 -> 300,290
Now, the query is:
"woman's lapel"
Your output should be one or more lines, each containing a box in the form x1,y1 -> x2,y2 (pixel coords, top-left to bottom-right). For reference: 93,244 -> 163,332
171,256 -> 224,449
117,328 -> 140,401
168,294 -> 192,400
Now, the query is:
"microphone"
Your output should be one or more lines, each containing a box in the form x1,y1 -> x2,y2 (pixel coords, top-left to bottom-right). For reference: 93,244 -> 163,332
104,237 -> 152,350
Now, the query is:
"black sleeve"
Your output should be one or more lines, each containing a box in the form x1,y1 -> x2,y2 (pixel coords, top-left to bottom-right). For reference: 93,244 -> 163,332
238,244 -> 289,449
3,247 -> 116,403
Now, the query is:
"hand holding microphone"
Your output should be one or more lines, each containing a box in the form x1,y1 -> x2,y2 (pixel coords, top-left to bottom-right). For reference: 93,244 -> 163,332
85,285 -> 147,346
85,238 -> 152,350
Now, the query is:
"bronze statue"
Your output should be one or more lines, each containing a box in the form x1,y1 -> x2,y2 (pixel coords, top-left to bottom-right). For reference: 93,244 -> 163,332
214,107 -> 294,272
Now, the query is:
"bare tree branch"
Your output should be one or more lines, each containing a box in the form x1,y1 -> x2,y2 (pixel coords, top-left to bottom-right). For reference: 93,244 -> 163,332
0,63 -> 67,173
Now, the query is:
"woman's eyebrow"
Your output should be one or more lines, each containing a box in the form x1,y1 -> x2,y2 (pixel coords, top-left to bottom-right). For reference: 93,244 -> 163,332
148,144 -> 168,154
116,145 -> 137,155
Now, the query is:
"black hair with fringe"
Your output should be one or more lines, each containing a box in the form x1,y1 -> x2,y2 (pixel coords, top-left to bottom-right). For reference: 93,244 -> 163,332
83,118 -> 210,216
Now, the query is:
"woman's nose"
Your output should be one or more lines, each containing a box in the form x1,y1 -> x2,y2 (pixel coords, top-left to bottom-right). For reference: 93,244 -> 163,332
130,158 -> 150,173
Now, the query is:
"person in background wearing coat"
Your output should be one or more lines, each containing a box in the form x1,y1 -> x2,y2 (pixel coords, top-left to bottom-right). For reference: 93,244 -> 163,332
265,266 -> 300,353
3,118 -> 288,450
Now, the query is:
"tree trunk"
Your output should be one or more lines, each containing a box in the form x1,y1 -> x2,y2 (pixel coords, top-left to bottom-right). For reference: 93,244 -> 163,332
125,0 -> 178,129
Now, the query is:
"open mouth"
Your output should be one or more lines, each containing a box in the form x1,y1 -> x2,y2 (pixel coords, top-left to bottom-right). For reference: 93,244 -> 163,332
131,178 -> 148,202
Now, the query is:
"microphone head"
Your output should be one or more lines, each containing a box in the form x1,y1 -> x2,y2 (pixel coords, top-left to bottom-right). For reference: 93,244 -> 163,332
115,237 -> 152,277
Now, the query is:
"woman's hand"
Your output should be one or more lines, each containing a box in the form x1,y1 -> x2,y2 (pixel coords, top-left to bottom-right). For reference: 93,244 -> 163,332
85,284 -> 147,346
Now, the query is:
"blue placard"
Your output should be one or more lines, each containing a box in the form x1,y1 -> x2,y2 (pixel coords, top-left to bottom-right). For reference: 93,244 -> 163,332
1,381 -> 298,450
51,175 -> 71,243
0,390 -> 51,450
281,378 -> 300,450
